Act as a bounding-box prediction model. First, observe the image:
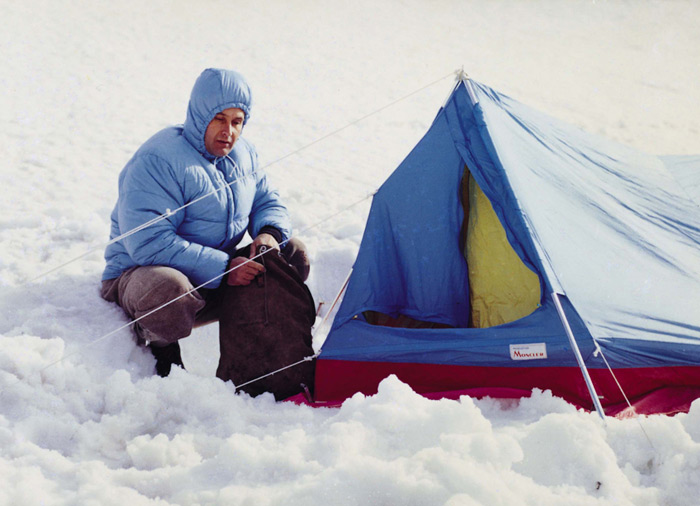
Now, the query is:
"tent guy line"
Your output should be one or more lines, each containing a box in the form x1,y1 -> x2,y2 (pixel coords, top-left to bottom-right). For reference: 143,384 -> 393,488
22,70 -> 456,288
592,339 -> 657,449
3,69 -> 456,395
24,171 -> 256,285
0,193 -> 374,397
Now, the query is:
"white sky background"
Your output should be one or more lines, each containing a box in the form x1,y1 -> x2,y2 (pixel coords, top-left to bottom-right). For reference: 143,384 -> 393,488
1,1 -> 700,504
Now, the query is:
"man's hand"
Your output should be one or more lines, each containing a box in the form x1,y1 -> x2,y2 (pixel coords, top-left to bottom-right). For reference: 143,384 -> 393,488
227,256 -> 265,286
249,233 -> 279,258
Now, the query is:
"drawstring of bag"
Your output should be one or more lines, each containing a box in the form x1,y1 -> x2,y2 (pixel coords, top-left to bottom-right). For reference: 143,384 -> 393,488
258,245 -> 270,325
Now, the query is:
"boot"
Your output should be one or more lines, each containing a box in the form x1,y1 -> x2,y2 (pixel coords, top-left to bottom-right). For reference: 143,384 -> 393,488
149,341 -> 185,377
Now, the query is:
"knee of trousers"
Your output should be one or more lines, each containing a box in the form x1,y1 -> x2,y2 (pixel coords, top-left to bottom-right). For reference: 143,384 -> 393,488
122,266 -> 206,343
282,237 -> 311,282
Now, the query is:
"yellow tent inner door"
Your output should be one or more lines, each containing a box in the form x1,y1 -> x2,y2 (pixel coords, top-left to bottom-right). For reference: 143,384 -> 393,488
461,167 -> 540,328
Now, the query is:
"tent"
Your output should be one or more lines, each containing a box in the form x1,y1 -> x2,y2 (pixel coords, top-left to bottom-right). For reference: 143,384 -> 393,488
312,77 -> 700,416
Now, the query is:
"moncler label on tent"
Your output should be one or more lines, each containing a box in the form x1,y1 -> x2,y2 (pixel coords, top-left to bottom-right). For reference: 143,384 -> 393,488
510,343 -> 547,360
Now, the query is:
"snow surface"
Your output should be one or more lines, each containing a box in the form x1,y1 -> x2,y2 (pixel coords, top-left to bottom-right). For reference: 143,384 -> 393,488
2,0 -> 700,504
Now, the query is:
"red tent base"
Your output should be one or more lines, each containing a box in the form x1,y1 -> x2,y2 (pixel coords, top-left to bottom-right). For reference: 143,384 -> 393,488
287,384 -> 700,417
284,359 -> 700,416
605,386 -> 700,417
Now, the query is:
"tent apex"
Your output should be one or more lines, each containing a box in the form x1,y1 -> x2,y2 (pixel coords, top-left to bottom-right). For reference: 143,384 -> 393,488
454,67 -> 470,82
452,67 -> 479,105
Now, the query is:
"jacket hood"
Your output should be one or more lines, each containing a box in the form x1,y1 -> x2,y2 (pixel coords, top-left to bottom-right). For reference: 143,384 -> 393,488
183,68 -> 252,156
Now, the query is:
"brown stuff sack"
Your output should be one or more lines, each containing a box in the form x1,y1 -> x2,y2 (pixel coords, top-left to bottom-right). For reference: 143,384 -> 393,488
216,248 -> 316,400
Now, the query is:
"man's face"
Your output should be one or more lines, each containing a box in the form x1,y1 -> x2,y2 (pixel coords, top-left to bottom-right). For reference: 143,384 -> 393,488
204,107 -> 246,157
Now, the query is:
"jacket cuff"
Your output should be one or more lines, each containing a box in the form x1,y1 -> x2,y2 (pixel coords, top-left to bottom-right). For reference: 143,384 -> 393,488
258,226 -> 284,244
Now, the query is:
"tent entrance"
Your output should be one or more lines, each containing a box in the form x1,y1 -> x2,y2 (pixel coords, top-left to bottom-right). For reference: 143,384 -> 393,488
363,164 -> 541,330
461,165 -> 540,328
363,310 -> 453,329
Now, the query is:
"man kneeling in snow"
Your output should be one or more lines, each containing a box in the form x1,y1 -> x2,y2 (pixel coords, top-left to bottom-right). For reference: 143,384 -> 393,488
100,69 -> 313,392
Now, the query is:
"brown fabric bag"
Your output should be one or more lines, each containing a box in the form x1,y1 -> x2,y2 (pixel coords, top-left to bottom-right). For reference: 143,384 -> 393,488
216,247 -> 316,400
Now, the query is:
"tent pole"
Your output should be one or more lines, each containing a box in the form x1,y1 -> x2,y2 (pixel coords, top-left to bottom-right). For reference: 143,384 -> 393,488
551,292 -> 607,421
313,268 -> 353,342
464,76 -> 479,105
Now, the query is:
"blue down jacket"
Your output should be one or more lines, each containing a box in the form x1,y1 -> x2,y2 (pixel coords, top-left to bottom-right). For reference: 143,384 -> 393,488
102,69 -> 291,288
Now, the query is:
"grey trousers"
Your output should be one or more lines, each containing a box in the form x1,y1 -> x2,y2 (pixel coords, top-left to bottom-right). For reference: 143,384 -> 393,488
100,238 -> 310,347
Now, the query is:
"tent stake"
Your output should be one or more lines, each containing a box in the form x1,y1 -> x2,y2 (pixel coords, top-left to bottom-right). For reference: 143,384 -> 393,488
551,292 -> 607,421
